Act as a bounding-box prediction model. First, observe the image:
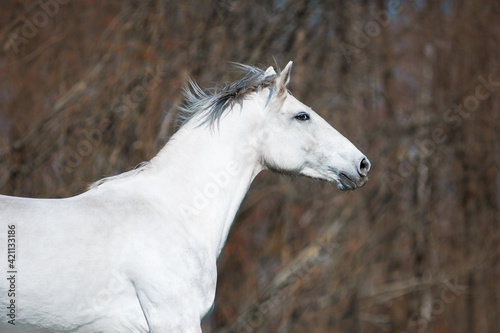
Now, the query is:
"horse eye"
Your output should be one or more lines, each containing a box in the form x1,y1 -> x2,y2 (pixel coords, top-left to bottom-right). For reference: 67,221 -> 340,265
295,112 -> 310,121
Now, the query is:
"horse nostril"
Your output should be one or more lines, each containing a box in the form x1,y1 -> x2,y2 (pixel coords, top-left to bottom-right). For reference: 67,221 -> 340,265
358,157 -> 371,177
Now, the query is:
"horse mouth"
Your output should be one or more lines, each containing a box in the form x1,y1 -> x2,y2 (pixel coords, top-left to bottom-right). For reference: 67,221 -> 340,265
338,172 -> 367,191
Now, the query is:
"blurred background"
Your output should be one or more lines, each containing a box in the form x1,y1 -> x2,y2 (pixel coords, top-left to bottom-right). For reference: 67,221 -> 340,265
1,0 -> 499,332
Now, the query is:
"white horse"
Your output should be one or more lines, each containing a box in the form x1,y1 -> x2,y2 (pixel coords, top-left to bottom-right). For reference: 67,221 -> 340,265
0,61 -> 370,332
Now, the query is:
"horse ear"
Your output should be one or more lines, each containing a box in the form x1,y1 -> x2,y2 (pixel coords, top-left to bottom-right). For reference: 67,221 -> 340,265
279,61 -> 293,88
265,66 -> 276,77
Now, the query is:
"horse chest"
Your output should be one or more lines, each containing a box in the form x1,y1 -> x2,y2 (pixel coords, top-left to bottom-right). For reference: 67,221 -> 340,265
127,232 -> 218,318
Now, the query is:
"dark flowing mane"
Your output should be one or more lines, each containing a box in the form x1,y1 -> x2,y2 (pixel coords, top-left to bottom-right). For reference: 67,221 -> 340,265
178,64 -> 278,127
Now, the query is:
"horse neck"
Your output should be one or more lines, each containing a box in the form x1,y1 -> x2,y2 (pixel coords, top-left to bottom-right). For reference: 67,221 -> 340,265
151,105 -> 264,258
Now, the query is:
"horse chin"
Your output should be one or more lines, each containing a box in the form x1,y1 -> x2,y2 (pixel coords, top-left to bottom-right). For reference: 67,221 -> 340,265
272,166 -> 368,191
336,179 -> 355,191
336,172 -> 368,191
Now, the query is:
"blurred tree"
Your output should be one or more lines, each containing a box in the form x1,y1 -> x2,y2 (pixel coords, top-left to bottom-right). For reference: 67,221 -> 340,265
1,0 -> 499,332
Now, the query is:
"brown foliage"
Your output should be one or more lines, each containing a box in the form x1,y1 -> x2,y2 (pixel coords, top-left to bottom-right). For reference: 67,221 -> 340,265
1,1 -> 500,332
